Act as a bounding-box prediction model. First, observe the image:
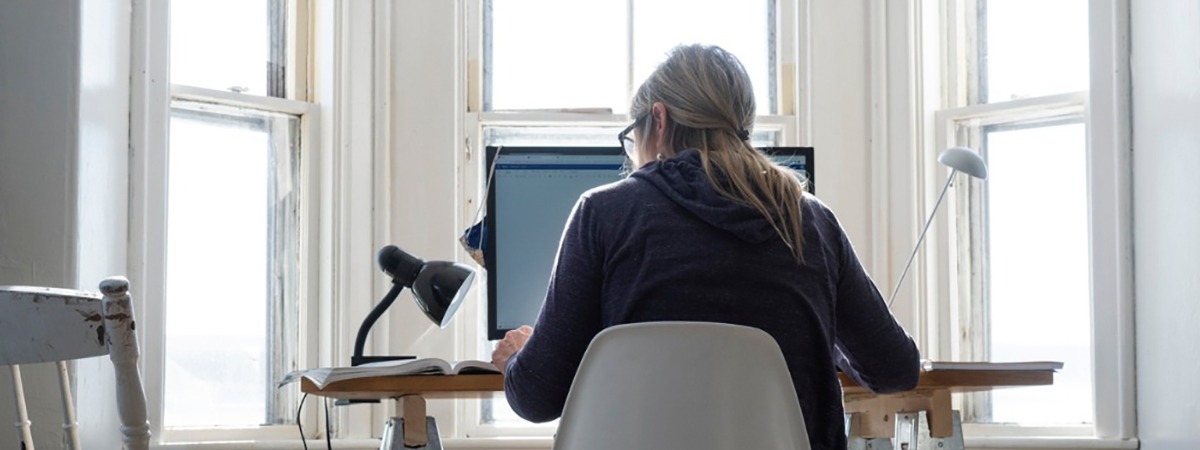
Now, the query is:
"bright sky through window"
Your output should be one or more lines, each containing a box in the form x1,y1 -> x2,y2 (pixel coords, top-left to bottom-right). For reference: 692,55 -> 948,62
983,0 -> 1089,102
171,0 -> 270,95
489,0 -> 772,114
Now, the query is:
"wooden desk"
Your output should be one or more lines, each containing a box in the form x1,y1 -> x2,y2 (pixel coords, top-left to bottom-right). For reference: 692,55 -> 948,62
300,374 -> 503,400
839,369 -> 1054,441
301,367 -> 1054,449
300,369 -> 1052,399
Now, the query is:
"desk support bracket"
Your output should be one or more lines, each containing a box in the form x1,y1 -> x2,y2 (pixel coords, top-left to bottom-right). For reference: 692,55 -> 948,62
848,409 -> 965,450
380,395 -> 442,450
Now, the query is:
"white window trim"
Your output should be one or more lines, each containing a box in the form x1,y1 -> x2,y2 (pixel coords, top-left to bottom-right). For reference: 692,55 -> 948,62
128,0 -> 171,440
127,0 -> 377,445
928,92 -> 1087,375
329,0 -> 405,440
1081,0 -> 1135,440
152,85 -> 321,444
876,0 -> 1136,445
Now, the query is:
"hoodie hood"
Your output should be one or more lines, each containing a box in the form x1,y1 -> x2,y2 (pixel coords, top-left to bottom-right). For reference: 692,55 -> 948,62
631,149 -> 779,244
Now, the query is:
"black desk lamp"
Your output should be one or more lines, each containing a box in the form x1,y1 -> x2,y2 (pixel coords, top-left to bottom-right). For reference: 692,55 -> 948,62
351,244 -> 476,366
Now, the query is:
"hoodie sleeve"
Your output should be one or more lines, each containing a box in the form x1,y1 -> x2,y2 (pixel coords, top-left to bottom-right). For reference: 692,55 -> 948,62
818,204 -> 921,393
502,194 -> 606,422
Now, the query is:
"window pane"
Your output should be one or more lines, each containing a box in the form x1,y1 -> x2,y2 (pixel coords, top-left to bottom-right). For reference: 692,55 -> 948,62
171,0 -> 283,96
981,0 -> 1089,102
165,104 -> 300,427
487,0 -> 628,111
633,0 -> 774,114
485,0 -> 775,114
983,121 -> 1092,424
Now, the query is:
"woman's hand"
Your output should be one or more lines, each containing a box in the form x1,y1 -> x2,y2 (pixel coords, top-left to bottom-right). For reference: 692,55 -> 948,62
491,325 -> 534,371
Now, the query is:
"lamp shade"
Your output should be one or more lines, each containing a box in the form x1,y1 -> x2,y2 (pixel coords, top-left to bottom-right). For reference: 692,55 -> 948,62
938,146 -> 988,179
412,261 -> 475,327
377,245 -> 476,327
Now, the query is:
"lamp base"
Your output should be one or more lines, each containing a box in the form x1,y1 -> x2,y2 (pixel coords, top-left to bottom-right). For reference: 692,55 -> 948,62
351,355 -> 417,367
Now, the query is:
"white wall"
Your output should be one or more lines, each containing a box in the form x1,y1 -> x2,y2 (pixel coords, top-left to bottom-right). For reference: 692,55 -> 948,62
1131,1 -> 1200,449
0,0 -> 82,445
73,0 -> 132,445
809,0 -> 874,258
387,0 -> 469,436
0,0 -> 130,445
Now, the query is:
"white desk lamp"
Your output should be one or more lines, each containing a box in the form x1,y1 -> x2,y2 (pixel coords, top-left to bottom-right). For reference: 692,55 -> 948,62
887,147 -> 989,307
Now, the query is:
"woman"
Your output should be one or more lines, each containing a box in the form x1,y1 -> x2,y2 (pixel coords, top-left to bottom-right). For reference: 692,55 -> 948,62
492,44 -> 919,450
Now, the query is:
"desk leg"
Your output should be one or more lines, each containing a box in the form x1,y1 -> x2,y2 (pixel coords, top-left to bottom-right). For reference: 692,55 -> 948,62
847,437 -> 894,450
379,395 -> 444,450
894,412 -> 920,450
846,412 -> 920,450
893,410 -> 965,450
381,417 -> 442,450
926,389 -> 954,438
849,411 -> 963,450
924,410 -> 964,450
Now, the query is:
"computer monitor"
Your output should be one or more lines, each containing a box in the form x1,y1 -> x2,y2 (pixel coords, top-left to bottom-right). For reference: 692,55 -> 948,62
484,146 -> 814,340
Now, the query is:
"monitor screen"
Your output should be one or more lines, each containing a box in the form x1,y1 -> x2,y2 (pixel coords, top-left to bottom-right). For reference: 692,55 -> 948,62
484,146 -> 814,340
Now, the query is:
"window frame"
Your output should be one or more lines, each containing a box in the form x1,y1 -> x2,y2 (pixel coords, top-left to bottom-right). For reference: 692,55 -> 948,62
129,0 -> 326,443
932,92 -> 1092,437
903,0 -> 1136,443
454,0 -> 804,439
159,86 -> 320,441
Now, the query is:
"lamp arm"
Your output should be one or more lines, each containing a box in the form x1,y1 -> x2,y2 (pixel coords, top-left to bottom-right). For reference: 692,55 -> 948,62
887,169 -> 957,308
352,282 -> 406,363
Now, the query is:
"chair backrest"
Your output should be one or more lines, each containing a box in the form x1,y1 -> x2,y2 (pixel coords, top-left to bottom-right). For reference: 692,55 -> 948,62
553,321 -> 811,450
0,277 -> 150,450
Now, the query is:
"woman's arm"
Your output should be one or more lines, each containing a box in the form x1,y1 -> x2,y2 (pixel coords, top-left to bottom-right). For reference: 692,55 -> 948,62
824,207 -> 921,393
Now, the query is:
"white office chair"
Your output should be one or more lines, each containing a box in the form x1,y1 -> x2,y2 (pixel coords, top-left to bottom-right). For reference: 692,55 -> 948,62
553,321 -> 811,450
0,277 -> 150,450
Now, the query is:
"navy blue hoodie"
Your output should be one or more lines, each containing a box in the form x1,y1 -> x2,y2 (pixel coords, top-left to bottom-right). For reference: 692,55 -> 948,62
503,149 -> 920,450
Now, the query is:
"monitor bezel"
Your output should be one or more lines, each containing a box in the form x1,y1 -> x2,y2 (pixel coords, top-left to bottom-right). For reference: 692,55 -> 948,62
483,145 -> 814,340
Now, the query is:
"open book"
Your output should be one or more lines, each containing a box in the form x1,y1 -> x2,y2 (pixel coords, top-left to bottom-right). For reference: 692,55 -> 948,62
920,359 -> 1064,372
280,358 -> 500,389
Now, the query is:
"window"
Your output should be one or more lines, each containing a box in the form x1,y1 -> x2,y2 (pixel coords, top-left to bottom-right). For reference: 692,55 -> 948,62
926,0 -> 1097,432
485,0 -> 775,114
158,0 -> 317,438
463,0 -> 796,435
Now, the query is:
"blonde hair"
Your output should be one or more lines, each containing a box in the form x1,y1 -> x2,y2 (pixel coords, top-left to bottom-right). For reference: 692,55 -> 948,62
631,44 -> 807,261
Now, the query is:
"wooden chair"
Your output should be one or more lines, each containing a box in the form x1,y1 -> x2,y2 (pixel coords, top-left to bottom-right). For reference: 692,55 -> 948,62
0,277 -> 150,450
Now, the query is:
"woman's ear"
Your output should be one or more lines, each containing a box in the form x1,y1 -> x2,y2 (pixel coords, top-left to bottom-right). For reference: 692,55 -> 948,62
651,102 -> 670,150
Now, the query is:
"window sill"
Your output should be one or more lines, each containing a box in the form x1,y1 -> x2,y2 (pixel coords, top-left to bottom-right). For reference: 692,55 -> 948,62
443,436 -> 1139,450
444,437 -> 553,449
963,437 -> 1139,450
153,439 -> 381,450
149,436 -> 1137,450
150,438 -> 552,450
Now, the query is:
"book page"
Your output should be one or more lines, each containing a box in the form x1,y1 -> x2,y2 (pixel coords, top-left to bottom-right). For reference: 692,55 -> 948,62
281,358 -> 453,389
920,359 -> 1064,371
451,360 -> 500,374
280,358 -> 501,390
